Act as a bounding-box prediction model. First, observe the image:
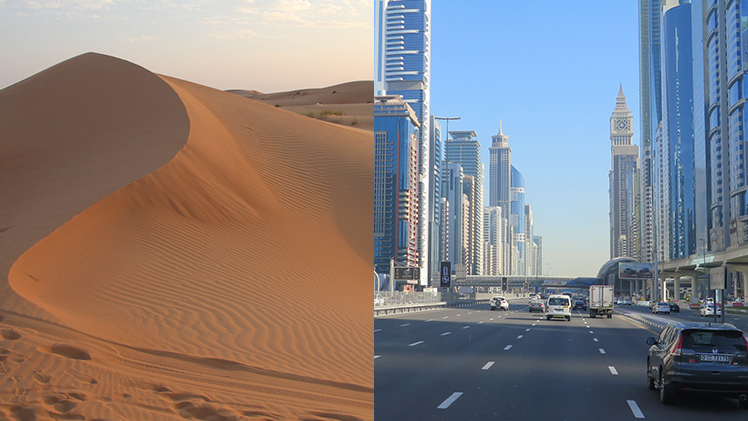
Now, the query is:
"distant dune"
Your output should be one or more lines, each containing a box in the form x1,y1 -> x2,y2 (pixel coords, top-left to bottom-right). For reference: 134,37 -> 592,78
0,53 -> 373,421
228,81 -> 374,131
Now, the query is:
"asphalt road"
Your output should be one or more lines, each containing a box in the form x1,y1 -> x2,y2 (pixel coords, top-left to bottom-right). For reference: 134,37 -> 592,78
374,300 -> 748,420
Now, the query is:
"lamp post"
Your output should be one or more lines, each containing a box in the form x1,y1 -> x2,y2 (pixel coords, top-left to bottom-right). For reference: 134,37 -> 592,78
434,116 -> 460,141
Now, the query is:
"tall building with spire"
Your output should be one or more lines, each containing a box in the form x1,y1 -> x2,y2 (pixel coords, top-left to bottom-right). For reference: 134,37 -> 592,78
489,122 -> 512,274
610,85 -> 639,259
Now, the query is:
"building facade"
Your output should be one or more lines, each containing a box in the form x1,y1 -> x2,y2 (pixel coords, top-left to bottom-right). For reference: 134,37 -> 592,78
374,96 -> 420,274
488,123 -> 512,274
609,85 -> 639,259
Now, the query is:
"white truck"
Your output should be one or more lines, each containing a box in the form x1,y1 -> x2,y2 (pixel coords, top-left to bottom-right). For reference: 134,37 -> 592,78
589,285 -> 614,318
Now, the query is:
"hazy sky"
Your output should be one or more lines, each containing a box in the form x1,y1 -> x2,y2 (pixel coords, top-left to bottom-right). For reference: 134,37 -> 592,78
0,0 -> 372,92
430,1 -> 640,277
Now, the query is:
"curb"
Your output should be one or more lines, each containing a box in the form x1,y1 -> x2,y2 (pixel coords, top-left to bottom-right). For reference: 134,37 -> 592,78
617,311 -> 665,330
374,299 -> 489,317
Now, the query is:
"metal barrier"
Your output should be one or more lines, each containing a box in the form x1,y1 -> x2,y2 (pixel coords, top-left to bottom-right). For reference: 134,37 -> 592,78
374,291 -> 494,316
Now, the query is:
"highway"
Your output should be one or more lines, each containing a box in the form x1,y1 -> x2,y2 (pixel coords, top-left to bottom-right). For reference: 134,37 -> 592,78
374,299 -> 748,420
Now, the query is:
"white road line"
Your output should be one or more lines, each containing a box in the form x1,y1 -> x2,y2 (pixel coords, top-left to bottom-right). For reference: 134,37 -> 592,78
481,361 -> 495,370
441,332 -> 451,336
599,348 -> 606,354
374,355 -> 381,359
532,324 -> 536,327
425,319 -> 433,322
609,366 -> 618,375
627,400 -> 645,418
463,326 -> 470,329
490,318 -> 494,321
374,329 -> 382,332
409,341 -> 424,347
593,338 -> 599,342
456,314 -> 461,316
401,323 -> 410,327
479,321 -> 484,324
589,330 -> 594,334
437,392 -> 463,409
517,335 -> 524,339
526,328 -> 531,331
468,312 -> 473,315
443,316 -> 449,319
504,345 -> 512,351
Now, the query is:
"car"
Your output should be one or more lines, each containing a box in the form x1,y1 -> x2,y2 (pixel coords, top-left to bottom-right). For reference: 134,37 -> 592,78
700,305 -> 722,317
668,302 -> 680,313
652,302 -> 671,314
374,294 -> 385,306
573,300 -> 587,311
645,322 -> 748,407
490,296 -> 509,311
546,294 -> 572,321
528,300 -> 545,313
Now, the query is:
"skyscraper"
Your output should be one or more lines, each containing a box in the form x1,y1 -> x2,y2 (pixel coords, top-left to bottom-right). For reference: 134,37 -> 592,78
489,122 -> 512,274
445,131 -> 484,275
511,165 -> 526,275
374,95 -> 420,275
375,0 -> 432,283
483,206 -> 504,276
443,162 -> 464,270
609,85 -> 639,259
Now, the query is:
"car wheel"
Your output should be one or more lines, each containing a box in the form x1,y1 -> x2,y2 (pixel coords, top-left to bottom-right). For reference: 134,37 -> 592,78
566,316 -> 571,321
491,308 -> 495,311
659,371 -> 675,405
739,396 -> 748,408
546,316 -> 551,321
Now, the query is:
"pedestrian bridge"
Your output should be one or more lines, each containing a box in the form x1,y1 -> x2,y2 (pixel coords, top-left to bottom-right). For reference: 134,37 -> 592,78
455,275 -> 604,290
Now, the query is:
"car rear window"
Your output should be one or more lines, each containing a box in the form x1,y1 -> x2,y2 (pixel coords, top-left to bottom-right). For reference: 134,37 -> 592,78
548,298 -> 569,306
681,330 -> 747,353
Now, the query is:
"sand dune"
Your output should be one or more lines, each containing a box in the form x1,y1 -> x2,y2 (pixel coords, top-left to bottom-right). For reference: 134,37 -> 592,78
0,53 -> 373,420
228,81 -> 374,131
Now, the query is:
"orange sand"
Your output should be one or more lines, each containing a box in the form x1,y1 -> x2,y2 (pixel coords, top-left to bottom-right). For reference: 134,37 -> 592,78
0,53 -> 373,421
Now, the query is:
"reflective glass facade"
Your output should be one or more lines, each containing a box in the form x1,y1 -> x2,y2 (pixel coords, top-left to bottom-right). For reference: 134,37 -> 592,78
662,3 -> 696,258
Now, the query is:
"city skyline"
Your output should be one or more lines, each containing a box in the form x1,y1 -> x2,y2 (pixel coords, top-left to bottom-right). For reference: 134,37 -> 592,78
0,0 -> 372,93
430,1 -> 640,277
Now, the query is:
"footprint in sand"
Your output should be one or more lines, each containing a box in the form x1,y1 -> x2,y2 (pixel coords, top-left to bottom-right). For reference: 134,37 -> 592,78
42,391 -> 88,419
1,328 -> 21,340
33,370 -> 51,384
64,369 -> 98,385
40,344 -> 91,360
172,401 -> 238,421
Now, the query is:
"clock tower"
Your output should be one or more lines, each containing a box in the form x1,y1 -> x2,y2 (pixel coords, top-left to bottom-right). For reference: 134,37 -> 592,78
610,84 -> 634,146
609,84 -> 639,261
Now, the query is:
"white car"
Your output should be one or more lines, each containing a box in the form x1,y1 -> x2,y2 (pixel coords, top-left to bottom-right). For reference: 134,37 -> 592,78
546,294 -> 572,321
700,305 -> 722,317
490,296 -> 509,311
652,302 -> 670,314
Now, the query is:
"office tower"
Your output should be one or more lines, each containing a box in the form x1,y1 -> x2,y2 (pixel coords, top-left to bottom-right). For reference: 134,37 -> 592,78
690,1 -> 709,257
511,166 -> 526,275
483,206 -> 504,275
610,85 -> 639,259
489,123 -> 512,274
660,2 -> 696,259
443,162 -> 465,270
374,96 -> 420,275
427,115 -> 442,285
533,236 -> 543,276
375,0 -> 431,283
445,131 -> 484,275
525,204 -> 534,276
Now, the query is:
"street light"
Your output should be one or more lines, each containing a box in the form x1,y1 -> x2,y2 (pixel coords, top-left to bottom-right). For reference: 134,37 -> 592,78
434,116 -> 460,141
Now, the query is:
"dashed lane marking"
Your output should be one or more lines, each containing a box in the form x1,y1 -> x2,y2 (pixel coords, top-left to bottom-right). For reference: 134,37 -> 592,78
609,366 -> 618,375
441,332 -> 451,336
409,341 -> 424,347
482,361 -> 495,370
594,338 -> 599,342
526,328 -> 531,331
463,326 -> 470,329
374,329 -> 382,332
374,355 -> 381,359
479,321 -> 484,324
599,348 -> 606,354
627,400 -> 645,418
589,331 -> 594,334
504,345 -> 512,351
437,392 -> 463,409
443,316 -> 449,319
401,323 -> 410,327
517,335 -> 523,339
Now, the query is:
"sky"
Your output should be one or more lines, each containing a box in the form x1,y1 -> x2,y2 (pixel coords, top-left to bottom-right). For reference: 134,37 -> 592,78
0,0 -> 372,92
430,1 -> 641,277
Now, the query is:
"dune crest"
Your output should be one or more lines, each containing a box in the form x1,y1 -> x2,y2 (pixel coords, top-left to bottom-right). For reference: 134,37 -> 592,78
1,53 -> 373,420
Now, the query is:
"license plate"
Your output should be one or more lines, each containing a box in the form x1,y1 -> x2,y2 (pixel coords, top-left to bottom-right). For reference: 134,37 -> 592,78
700,354 -> 730,363
563,306 -> 569,309
555,309 -> 562,312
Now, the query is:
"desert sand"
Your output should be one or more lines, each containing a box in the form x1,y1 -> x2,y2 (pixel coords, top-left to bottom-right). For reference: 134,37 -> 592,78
0,53 -> 373,421
227,82 -> 374,131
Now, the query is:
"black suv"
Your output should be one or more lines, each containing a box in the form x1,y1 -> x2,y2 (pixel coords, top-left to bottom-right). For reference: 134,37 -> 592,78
646,322 -> 748,407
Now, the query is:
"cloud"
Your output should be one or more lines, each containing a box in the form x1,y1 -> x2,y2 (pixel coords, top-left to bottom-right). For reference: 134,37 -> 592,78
126,35 -> 156,42
233,0 -> 369,29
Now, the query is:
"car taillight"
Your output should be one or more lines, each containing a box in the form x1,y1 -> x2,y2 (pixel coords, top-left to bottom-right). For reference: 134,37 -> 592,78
672,335 -> 683,357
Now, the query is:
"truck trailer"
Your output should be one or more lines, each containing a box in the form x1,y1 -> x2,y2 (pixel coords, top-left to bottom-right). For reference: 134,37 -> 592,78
589,285 -> 614,318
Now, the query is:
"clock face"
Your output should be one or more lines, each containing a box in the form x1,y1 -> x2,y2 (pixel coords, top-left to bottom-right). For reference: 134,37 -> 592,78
615,120 -> 629,132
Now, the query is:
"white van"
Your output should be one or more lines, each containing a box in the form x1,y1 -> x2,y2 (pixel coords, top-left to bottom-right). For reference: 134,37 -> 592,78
546,294 -> 572,321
